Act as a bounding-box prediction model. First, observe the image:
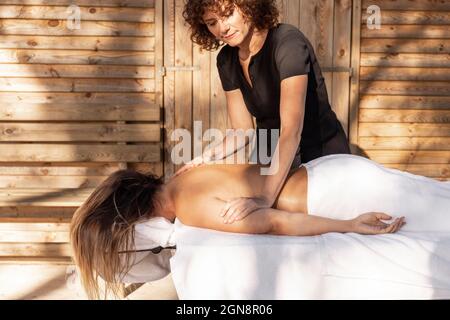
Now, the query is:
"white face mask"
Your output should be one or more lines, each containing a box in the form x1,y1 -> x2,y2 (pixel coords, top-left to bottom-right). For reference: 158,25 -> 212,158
119,217 -> 177,284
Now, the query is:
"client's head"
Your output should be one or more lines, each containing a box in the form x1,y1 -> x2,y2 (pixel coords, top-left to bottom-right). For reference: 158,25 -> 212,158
69,169 -> 164,299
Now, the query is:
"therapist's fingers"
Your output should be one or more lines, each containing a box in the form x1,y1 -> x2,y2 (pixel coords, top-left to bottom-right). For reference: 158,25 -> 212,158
222,198 -> 246,218
229,206 -> 255,223
220,200 -> 235,217
222,201 -> 241,222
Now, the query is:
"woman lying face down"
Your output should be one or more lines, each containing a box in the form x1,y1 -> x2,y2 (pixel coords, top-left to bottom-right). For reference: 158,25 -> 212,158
70,158 -> 406,298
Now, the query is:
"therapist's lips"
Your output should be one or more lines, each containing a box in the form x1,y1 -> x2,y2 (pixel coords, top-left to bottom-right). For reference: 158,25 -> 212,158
223,32 -> 237,40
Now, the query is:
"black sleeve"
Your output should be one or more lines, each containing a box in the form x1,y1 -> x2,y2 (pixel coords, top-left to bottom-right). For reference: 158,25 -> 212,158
275,30 -> 311,81
217,47 -> 240,91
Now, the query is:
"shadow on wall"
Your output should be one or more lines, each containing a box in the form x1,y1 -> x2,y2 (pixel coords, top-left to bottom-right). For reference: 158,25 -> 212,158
358,4 -> 449,180
0,1 -> 158,299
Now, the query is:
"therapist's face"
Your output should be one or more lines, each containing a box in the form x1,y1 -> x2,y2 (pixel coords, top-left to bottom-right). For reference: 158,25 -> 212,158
202,4 -> 252,47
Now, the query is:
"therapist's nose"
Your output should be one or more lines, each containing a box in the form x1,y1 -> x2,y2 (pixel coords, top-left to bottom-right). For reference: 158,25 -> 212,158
218,19 -> 231,36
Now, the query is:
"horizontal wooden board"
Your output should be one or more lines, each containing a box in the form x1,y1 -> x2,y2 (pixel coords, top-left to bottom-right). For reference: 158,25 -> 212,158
0,176 -> 106,188
0,164 -> 120,176
362,0 -> 450,11
360,81 -> 450,96
0,103 -> 160,121
361,39 -> 450,54
359,123 -> 450,137
0,219 -> 70,242
0,1 -> 155,7
0,218 -> 69,230
0,207 -> 76,219
0,92 -> 155,105
362,10 -> 450,24
360,109 -> 450,123
0,5 -> 154,22
360,53 -> 450,67
0,144 -> 161,162
0,188 -> 94,206
360,67 -> 450,81
359,95 -> 450,110
0,256 -> 72,264
0,49 -> 154,65
384,164 -> 450,178
359,137 -> 450,150
0,35 -> 154,51
0,123 -> 161,142
0,243 -> 71,257
364,150 -> 450,164
0,64 -> 155,78
0,19 -> 154,36
362,25 -> 450,39
0,78 -> 155,92
0,231 -> 69,242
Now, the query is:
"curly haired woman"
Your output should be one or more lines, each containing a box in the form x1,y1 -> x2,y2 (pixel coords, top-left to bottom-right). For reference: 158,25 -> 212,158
178,0 -> 351,220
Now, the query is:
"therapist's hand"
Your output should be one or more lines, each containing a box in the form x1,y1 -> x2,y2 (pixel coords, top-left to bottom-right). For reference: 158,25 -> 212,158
221,197 -> 272,224
173,155 -> 208,178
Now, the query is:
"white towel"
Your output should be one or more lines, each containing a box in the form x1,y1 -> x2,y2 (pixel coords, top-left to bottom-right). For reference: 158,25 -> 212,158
303,155 -> 450,232
120,217 -> 176,284
170,220 -> 450,299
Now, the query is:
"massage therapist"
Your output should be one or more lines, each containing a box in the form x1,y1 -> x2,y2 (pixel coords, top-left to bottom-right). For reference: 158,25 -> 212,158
176,0 -> 351,220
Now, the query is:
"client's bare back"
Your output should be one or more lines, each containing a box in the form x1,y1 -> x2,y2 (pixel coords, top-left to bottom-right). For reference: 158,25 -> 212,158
172,164 -> 309,217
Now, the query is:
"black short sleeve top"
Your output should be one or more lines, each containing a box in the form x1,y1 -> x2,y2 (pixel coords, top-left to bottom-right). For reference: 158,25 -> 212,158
217,23 -> 340,148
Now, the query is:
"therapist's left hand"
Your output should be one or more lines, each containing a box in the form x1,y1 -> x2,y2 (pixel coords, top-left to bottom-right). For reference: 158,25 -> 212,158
221,197 -> 272,224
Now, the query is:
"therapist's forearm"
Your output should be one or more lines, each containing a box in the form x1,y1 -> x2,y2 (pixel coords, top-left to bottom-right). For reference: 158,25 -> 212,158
261,132 -> 300,205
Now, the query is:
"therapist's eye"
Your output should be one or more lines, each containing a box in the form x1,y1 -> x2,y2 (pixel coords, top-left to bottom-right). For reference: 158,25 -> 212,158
222,6 -> 235,17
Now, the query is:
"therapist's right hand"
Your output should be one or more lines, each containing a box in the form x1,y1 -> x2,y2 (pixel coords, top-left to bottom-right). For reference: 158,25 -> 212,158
173,155 -> 207,178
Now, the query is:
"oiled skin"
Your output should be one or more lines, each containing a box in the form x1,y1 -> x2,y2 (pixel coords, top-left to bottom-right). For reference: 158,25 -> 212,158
170,164 -> 309,219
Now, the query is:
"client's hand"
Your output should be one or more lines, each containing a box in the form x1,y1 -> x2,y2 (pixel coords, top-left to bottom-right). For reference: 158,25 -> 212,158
221,197 -> 271,224
351,213 -> 406,235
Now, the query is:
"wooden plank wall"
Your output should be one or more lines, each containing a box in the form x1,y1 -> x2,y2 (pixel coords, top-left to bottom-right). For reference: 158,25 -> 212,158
0,0 -> 163,262
164,0 -> 353,177
278,0 -> 353,136
357,0 -> 450,180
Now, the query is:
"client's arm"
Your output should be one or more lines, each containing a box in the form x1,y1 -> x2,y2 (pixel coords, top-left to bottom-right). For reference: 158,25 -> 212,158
178,197 -> 404,236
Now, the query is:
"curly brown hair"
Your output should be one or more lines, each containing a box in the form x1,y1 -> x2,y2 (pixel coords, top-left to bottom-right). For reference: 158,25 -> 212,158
183,0 -> 280,51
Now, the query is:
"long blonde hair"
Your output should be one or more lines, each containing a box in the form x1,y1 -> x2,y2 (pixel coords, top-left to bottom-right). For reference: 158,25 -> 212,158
69,169 -> 164,299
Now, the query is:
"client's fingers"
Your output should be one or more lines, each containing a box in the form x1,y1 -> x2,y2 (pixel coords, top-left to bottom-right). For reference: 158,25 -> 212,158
394,217 -> 406,232
390,218 -> 403,233
383,218 -> 399,234
376,213 -> 392,221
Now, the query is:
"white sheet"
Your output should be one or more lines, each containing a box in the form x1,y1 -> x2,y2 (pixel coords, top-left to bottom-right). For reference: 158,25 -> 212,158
304,155 -> 450,232
170,219 -> 450,300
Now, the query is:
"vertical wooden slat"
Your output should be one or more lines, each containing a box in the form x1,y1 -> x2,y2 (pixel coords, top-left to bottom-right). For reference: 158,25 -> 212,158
350,0 -> 362,151
300,0 -> 334,104
174,1 -> 193,172
282,0 -> 301,27
210,50 -> 228,136
163,0 -> 176,180
193,46 -> 211,156
321,0 -> 335,105
154,0 -> 164,175
332,0 -> 352,136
